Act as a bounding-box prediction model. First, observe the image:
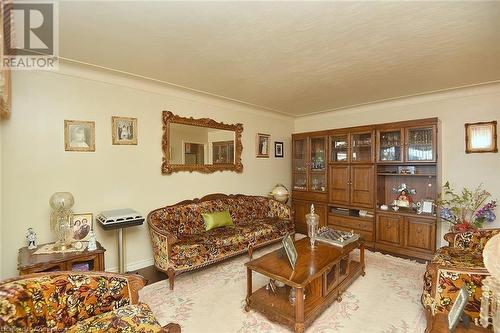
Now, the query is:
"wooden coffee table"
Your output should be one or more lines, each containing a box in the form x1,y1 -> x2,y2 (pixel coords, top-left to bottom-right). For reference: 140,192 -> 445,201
245,237 -> 365,333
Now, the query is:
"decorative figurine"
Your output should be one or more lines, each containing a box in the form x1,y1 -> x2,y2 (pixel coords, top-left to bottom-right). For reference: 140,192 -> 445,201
26,228 -> 37,249
87,231 -> 97,251
306,204 -> 319,248
392,183 -> 416,208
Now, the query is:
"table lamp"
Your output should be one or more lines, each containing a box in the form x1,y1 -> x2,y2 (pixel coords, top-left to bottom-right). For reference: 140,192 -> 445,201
49,192 -> 74,251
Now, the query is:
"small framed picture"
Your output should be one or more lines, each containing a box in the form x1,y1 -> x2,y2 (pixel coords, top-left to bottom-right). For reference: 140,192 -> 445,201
274,141 -> 284,158
418,199 -> 435,214
465,121 -> 498,153
112,116 -> 138,145
64,120 -> 95,152
282,233 -> 297,269
447,286 -> 469,332
72,213 -> 93,241
256,133 -> 270,158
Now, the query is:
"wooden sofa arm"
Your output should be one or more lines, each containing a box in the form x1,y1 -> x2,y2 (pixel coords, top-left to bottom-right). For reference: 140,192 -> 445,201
126,273 -> 146,304
161,323 -> 181,333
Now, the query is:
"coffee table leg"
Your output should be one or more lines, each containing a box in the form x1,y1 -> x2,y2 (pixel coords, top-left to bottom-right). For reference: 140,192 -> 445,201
360,242 -> 366,277
245,267 -> 252,312
294,287 -> 305,333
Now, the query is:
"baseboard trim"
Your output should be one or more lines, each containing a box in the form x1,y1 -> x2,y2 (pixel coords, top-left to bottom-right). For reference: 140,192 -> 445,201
106,258 -> 154,273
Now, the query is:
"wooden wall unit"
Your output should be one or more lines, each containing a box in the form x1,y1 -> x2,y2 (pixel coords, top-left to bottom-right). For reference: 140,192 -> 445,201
292,118 -> 439,261
292,132 -> 328,234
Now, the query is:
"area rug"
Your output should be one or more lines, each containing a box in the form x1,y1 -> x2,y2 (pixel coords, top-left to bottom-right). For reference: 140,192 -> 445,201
140,242 -> 427,333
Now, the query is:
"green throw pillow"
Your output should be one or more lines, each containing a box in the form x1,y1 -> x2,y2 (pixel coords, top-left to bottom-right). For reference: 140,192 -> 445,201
202,210 -> 234,231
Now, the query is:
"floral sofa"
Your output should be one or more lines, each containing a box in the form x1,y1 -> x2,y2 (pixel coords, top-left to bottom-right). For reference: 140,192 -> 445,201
422,228 -> 500,330
0,271 -> 180,332
148,193 -> 294,290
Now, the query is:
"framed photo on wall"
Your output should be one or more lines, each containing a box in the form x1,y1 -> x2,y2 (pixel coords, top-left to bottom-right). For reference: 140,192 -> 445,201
72,213 -> 93,241
112,116 -> 138,145
274,141 -> 284,158
64,120 -> 95,152
256,133 -> 270,158
465,121 -> 498,153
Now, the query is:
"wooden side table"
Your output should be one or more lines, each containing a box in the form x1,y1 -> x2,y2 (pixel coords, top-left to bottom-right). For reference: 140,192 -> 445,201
18,242 -> 106,275
426,314 -> 492,333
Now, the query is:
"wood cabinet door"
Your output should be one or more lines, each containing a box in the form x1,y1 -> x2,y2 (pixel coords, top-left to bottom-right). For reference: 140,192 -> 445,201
405,125 -> 437,163
328,165 -> 350,205
404,217 -> 436,253
376,214 -> 403,246
316,204 -> 327,228
293,201 -> 327,234
350,165 -> 374,208
293,200 -> 309,234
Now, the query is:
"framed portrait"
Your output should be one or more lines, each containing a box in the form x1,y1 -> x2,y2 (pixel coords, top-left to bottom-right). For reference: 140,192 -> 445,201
112,116 -> 138,145
447,286 -> 469,332
282,233 -> 297,269
72,213 -> 93,241
421,199 -> 434,214
465,121 -> 498,153
274,141 -> 284,158
256,133 -> 270,158
64,120 -> 95,152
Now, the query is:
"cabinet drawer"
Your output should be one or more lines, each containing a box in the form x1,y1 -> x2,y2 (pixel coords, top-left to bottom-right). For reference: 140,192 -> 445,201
328,215 -> 373,232
330,224 -> 374,242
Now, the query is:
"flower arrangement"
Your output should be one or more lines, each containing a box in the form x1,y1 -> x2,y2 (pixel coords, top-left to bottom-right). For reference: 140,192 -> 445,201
438,182 -> 497,232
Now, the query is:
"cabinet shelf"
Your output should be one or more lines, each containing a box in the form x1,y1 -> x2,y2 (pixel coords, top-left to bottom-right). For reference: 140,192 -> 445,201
376,209 -> 436,220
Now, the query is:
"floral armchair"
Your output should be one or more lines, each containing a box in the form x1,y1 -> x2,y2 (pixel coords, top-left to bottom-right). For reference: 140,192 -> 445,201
422,228 -> 500,329
0,271 -> 180,332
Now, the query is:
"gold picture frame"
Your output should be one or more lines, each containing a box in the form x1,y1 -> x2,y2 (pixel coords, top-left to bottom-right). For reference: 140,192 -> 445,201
256,133 -> 270,158
112,116 -> 138,145
72,213 -> 93,242
465,121 -> 498,154
64,120 -> 95,152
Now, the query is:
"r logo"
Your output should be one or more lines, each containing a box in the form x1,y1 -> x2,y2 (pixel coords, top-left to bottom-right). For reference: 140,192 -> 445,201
4,3 -> 54,56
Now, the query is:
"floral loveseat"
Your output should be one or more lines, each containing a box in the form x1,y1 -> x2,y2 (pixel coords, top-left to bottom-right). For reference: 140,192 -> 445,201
422,228 -> 500,330
148,193 -> 294,290
0,271 -> 180,332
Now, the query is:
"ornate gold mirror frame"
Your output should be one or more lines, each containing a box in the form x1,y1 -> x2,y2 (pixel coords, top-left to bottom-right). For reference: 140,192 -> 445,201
162,111 -> 243,174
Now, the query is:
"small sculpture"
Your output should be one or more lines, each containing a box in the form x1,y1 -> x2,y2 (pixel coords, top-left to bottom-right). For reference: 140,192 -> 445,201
392,183 -> 416,208
26,228 -> 37,249
87,231 -> 97,251
306,204 -> 319,248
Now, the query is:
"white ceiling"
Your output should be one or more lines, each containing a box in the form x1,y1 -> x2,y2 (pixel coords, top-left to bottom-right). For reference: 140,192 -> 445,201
59,1 -> 500,116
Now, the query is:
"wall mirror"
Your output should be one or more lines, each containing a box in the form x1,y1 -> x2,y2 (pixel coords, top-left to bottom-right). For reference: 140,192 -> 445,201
162,111 -> 243,174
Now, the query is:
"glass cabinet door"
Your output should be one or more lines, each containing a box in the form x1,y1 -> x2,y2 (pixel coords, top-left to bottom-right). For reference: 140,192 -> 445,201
293,138 -> 308,172
293,173 -> 307,191
406,126 -> 436,162
330,134 -> 349,163
378,129 -> 403,162
310,173 -> 327,192
310,137 -> 326,171
310,137 -> 327,192
351,132 -> 373,162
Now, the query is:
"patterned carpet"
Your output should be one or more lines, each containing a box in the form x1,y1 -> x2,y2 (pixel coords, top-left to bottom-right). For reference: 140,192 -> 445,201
140,241 -> 427,333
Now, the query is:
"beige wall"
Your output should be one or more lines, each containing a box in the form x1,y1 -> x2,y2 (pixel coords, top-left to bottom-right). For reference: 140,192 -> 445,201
295,83 -> 500,241
0,62 -> 293,279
